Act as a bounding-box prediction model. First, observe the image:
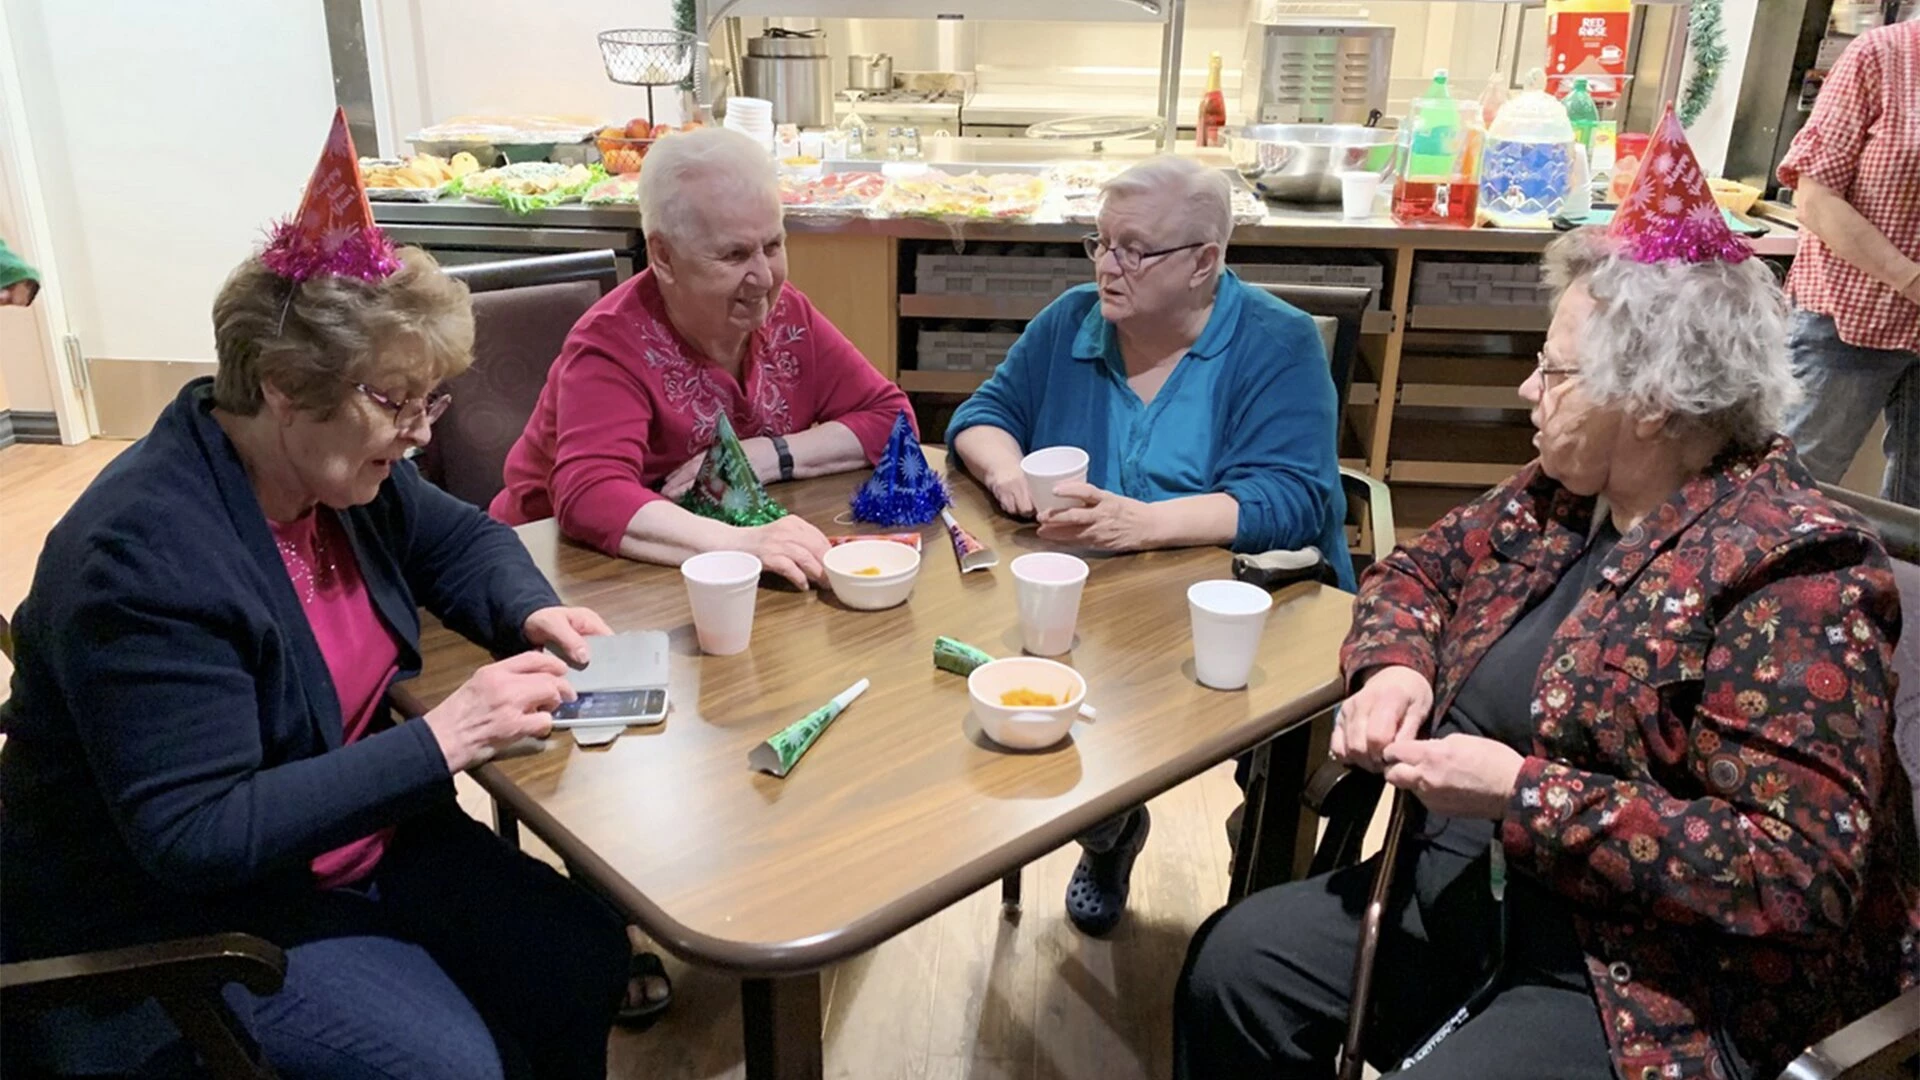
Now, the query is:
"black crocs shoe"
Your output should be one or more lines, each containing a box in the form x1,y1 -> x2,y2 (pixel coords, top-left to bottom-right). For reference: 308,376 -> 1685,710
1064,807 -> 1151,937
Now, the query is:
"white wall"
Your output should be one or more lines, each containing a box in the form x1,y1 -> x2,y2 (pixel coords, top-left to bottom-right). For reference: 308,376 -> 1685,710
4,0 -> 337,370
0,104 -> 54,413
374,0 -> 682,150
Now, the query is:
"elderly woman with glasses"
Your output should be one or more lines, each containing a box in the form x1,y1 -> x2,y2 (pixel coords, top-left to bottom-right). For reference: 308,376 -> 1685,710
949,155 -> 1353,938
0,243 -> 639,1078
492,127 -> 914,590
1176,115 -> 1920,1080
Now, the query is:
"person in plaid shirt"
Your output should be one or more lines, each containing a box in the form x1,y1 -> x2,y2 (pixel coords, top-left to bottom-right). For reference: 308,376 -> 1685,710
1777,15 -> 1920,504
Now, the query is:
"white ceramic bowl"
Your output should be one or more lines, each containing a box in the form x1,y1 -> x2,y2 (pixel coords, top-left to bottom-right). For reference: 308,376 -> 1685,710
823,539 -> 921,611
968,657 -> 1088,750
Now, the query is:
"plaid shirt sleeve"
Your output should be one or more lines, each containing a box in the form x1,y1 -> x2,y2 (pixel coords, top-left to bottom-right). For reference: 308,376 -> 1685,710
1778,35 -> 1882,196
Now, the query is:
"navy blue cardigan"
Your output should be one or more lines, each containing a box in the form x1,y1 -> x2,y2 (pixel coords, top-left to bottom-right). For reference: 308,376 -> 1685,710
0,379 -> 561,961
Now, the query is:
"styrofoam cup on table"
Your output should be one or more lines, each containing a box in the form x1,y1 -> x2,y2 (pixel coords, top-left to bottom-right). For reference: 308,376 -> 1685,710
681,551 -> 762,656
1338,171 -> 1383,220
1010,552 -> 1089,657
1021,445 -> 1091,515
1187,579 -> 1274,690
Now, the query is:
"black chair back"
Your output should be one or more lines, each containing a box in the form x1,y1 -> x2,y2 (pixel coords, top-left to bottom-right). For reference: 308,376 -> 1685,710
1250,282 -> 1371,420
422,252 -> 620,509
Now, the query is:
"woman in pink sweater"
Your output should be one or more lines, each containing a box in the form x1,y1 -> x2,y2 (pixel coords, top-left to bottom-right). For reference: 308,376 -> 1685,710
492,129 -> 912,588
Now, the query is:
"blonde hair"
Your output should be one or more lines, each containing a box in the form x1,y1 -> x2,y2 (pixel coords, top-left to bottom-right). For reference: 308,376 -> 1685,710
211,246 -> 474,417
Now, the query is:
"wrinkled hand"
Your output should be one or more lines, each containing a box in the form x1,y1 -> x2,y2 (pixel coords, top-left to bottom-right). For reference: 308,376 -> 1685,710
983,467 -> 1035,519
1035,482 -> 1158,552
660,453 -> 707,501
424,651 -> 576,772
661,439 -> 780,500
522,605 -> 613,667
736,515 -> 828,590
1382,734 -> 1525,820
1330,664 -> 1433,772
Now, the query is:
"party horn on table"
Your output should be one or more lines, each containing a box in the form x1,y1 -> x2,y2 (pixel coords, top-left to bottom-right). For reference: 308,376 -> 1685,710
932,637 -> 1097,719
941,508 -> 997,573
749,679 -> 870,778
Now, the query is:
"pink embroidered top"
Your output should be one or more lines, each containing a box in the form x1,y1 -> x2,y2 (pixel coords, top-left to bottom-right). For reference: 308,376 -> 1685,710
489,270 -> 913,553
268,509 -> 402,890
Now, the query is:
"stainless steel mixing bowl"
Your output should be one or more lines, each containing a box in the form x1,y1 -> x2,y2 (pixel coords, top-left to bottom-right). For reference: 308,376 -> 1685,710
1224,123 -> 1399,204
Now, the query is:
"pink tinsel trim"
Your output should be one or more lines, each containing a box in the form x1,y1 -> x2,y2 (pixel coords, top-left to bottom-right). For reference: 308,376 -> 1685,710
1621,216 -> 1753,266
258,218 -> 402,283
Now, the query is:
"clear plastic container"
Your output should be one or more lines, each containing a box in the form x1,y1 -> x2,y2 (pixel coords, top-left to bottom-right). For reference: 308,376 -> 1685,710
1479,78 -> 1576,229
1393,69 -> 1484,228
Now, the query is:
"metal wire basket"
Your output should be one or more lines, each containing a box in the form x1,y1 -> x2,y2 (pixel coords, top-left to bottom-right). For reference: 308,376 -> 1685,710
598,29 -> 695,123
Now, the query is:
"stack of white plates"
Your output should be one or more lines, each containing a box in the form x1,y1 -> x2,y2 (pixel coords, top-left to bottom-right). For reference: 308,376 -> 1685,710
724,97 -> 774,151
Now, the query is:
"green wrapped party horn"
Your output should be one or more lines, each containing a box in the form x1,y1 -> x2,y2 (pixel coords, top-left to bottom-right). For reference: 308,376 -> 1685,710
934,636 -> 997,677
748,679 -> 869,778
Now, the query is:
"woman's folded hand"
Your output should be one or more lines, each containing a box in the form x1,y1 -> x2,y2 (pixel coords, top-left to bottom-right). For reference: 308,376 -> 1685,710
1381,735 -> 1525,821
1331,664 -> 1433,772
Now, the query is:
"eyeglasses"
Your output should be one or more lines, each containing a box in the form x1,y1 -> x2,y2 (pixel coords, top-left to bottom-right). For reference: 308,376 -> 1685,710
1082,233 -> 1209,273
354,382 -> 452,428
1534,351 -> 1582,395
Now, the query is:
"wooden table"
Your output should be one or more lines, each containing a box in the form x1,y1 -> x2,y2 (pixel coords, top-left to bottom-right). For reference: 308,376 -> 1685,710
405,449 -> 1351,1078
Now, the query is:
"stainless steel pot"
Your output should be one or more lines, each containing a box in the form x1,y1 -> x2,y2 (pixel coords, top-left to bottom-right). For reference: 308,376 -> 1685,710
741,29 -> 833,127
1225,123 -> 1399,204
848,53 -> 893,91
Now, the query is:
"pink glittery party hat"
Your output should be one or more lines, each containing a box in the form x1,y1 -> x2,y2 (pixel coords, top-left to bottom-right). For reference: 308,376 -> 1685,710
260,108 -> 401,283
1609,104 -> 1749,265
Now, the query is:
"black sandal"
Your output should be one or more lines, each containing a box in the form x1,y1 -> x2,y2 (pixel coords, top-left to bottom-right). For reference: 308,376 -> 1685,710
1064,808 -> 1151,937
616,950 -> 673,1029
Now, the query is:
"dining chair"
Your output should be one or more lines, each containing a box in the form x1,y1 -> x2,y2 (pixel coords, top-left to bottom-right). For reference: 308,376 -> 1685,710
419,251 -> 620,509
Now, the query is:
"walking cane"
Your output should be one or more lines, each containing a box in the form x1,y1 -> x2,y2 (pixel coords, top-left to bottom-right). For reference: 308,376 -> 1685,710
1337,787 -> 1413,1080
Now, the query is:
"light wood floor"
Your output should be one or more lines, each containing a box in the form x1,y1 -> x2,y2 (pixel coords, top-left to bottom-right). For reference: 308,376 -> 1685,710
0,438 -> 1259,1080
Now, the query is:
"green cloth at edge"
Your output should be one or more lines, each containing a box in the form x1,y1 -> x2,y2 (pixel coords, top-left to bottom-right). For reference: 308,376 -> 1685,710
0,238 -> 42,292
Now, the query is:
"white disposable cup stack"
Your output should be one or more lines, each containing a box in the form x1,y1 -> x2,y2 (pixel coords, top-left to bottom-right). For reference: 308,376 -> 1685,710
1187,579 -> 1274,690
1339,171 -> 1384,221
681,551 -> 763,656
1010,552 -> 1090,657
1021,446 -> 1091,515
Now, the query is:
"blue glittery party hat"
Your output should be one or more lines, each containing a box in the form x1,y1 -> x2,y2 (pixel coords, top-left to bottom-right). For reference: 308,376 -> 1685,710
850,410 -> 948,527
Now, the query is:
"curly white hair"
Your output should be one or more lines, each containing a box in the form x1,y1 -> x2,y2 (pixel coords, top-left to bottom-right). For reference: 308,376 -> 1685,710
1543,228 -> 1798,450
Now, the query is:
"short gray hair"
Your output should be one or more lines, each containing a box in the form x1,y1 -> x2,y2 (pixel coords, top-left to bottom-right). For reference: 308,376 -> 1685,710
638,127 -> 780,248
1101,156 -> 1233,254
1543,228 -> 1796,450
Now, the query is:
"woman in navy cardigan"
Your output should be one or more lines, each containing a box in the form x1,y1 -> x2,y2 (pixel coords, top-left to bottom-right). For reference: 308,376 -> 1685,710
0,247 -> 632,1078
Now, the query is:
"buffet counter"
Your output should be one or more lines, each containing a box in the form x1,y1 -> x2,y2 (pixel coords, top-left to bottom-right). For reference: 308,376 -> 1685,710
372,176 -> 1800,536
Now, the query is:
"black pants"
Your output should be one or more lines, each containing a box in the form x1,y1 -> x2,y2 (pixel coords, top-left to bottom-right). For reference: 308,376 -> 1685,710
1173,855 -> 1618,1080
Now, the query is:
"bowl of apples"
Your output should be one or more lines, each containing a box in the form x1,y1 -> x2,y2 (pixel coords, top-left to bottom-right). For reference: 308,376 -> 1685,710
595,118 -> 708,174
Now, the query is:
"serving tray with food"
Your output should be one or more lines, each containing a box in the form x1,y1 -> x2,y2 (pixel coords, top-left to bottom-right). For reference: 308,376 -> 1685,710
870,171 -> 1050,222
360,153 -> 481,202
779,171 -> 887,217
450,162 -> 607,215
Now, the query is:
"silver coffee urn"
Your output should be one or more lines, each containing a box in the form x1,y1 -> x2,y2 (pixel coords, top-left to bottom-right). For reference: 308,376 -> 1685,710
741,28 -> 833,128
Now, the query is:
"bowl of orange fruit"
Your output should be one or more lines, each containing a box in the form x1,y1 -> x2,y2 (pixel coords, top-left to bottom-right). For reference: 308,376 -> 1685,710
596,117 -> 707,174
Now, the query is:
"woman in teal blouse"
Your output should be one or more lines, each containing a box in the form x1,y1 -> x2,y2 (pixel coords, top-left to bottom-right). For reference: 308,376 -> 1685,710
949,156 -> 1352,935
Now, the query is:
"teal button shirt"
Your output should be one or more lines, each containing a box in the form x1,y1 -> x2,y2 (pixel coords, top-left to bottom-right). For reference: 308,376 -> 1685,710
948,270 -> 1353,587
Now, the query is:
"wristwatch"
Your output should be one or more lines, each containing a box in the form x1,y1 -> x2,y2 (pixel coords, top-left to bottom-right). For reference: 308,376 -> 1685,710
770,435 -> 794,482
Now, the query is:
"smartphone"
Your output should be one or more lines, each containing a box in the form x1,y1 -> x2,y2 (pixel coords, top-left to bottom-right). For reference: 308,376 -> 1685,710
552,687 -> 668,728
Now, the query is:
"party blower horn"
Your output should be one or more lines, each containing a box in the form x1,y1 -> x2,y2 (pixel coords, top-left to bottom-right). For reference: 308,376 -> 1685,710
679,413 -> 791,527
850,410 -> 949,528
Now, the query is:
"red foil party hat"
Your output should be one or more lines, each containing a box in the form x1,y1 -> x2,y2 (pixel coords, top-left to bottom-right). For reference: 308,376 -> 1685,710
260,108 -> 401,282
1608,103 -> 1750,265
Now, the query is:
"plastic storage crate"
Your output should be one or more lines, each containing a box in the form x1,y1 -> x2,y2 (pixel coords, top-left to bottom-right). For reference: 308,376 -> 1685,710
1411,260 -> 1550,307
1229,263 -> 1387,309
917,330 -> 1021,373
914,254 -> 1089,297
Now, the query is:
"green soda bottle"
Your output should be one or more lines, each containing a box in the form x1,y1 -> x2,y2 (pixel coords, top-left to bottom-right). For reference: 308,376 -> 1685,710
1407,69 -> 1461,180
1565,77 -> 1599,155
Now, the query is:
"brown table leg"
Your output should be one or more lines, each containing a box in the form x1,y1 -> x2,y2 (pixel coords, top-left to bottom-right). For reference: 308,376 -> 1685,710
742,972 -> 824,1080
1229,707 -> 1335,902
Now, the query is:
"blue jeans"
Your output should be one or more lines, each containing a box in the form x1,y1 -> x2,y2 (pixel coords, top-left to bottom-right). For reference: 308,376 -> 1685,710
1780,310 -> 1920,506
22,807 -> 629,1079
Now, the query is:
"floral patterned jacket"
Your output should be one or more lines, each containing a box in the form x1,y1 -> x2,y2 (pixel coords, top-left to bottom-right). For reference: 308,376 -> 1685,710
1341,437 -> 1920,1080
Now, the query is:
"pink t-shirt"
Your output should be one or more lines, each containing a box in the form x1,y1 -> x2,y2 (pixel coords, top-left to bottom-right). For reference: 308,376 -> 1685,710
489,270 -> 914,553
269,510 -> 402,890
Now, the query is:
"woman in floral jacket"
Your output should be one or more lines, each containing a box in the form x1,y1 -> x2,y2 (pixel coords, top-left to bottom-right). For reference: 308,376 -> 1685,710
1176,115 -> 1920,1080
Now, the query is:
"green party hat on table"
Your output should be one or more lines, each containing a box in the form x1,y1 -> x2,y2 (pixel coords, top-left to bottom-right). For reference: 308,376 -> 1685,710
678,412 -> 790,527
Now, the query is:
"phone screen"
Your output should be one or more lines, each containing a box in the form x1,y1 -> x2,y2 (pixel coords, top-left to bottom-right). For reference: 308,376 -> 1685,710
555,688 -> 666,722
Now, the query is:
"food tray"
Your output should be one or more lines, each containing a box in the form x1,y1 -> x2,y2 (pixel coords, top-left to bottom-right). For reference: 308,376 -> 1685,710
872,171 -> 1050,222
780,171 -> 887,217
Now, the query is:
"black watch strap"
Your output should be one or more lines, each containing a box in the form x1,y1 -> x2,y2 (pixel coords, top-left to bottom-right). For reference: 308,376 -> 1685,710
771,435 -> 794,482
